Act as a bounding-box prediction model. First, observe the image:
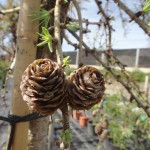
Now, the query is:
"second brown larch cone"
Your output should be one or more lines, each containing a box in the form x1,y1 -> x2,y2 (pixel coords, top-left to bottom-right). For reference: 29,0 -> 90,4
20,59 -> 67,115
68,66 -> 105,110
95,123 -> 103,135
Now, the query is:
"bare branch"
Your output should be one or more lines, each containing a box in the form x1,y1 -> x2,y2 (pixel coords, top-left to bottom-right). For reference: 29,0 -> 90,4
68,29 -> 97,53
95,0 -> 112,49
0,6 -> 20,14
64,33 -> 79,50
54,0 -> 63,64
67,31 -> 150,117
54,2 -> 70,149
0,45 -> 14,56
113,0 -> 150,37
0,3 -> 47,15
72,0 -> 83,68
67,17 -> 102,26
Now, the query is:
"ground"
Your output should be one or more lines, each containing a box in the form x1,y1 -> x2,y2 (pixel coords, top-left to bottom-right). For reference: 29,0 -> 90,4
0,73 -> 149,150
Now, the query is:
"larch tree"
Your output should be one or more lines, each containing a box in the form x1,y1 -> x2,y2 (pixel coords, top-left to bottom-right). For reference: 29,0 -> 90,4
9,0 -> 41,149
0,0 -> 150,150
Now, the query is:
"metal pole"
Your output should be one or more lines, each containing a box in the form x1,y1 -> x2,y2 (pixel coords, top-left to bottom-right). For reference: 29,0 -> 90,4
144,76 -> 149,97
135,48 -> 140,68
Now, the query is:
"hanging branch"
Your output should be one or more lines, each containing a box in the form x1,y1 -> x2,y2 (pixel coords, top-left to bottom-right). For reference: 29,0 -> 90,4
54,0 -> 63,64
93,54 -> 150,115
0,45 -> 14,56
113,0 -> 150,37
67,17 -> 103,27
72,0 -> 83,68
64,33 -> 79,50
67,31 -> 150,117
54,1 -> 70,149
68,29 -> 98,54
95,0 -> 112,49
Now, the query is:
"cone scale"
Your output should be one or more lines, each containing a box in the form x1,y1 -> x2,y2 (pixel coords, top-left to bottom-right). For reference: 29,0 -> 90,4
68,66 -> 105,110
20,60 -> 105,114
20,59 -> 67,115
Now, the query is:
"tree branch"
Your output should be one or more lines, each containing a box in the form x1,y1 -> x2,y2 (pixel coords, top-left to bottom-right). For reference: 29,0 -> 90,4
54,1 -> 70,149
67,17 -> 103,26
64,33 -> 79,50
54,0 -> 63,64
0,6 -> 20,14
113,0 -> 150,37
0,45 -> 14,56
68,29 -> 98,53
95,0 -> 112,49
0,3 -> 47,15
72,0 -> 83,68
67,31 -> 150,117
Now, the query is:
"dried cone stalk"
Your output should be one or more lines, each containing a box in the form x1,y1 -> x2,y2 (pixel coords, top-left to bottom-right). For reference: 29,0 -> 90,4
68,66 -> 105,110
20,59 -> 67,115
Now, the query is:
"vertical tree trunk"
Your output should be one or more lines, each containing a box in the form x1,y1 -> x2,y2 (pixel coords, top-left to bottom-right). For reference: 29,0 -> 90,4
28,117 -> 50,150
10,0 -> 41,149
27,1 -> 71,149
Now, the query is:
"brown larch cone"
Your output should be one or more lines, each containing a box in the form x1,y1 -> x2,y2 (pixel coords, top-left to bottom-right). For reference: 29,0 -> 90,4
99,129 -> 109,142
95,123 -> 103,135
20,59 -> 67,115
68,66 -> 105,110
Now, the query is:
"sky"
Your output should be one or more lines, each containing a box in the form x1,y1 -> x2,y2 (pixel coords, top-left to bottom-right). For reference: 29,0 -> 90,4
0,0 -> 149,52
63,0 -> 150,51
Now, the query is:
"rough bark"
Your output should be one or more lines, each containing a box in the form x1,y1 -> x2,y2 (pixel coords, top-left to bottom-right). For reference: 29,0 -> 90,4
29,1 -> 71,150
54,0 -> 63,64
28,117 -> 50,150
9,0 -> 41,149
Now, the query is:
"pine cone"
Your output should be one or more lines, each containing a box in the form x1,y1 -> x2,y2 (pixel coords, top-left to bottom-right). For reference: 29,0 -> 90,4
95,123 -> 103,135
68,66 -> 105,110
20,59 -> 67,115
99,129 -> 109,142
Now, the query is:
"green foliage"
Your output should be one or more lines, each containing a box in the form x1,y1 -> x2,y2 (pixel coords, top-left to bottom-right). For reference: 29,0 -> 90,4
37,27 -> 53,52
0,60 -> 8,82
103,94 -> 150,150
143,0 -> 150,13
91,104 -> 99,110
63,0 -> 68,4
31,9 -> 51,28
129,70 -> 150,82
66,22 -> 80,32
129,70 -> 145,82
100,68 -> 150,82
97,144 -> 102,150
142,0 -> 150,26
62,56 -> 71,68
60,129 -> 72,143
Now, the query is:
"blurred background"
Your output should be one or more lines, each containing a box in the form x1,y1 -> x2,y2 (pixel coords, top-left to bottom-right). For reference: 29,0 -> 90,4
0,0 -> 150,150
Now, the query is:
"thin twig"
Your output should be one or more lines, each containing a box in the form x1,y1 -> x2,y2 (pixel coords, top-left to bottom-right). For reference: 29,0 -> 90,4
0,45 -> 14,56
0,3 -> 47,15
72,0 -> 83,68
54,0 -> 63,64
64,33 -> 79,49
95,0 -> 112,49
113,0 -> 150,37
68,29 -> 99,53
0,6 -> 20,14
67,31 -> 150,117
93,53 -> 150,116
67,17 -> 103,26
